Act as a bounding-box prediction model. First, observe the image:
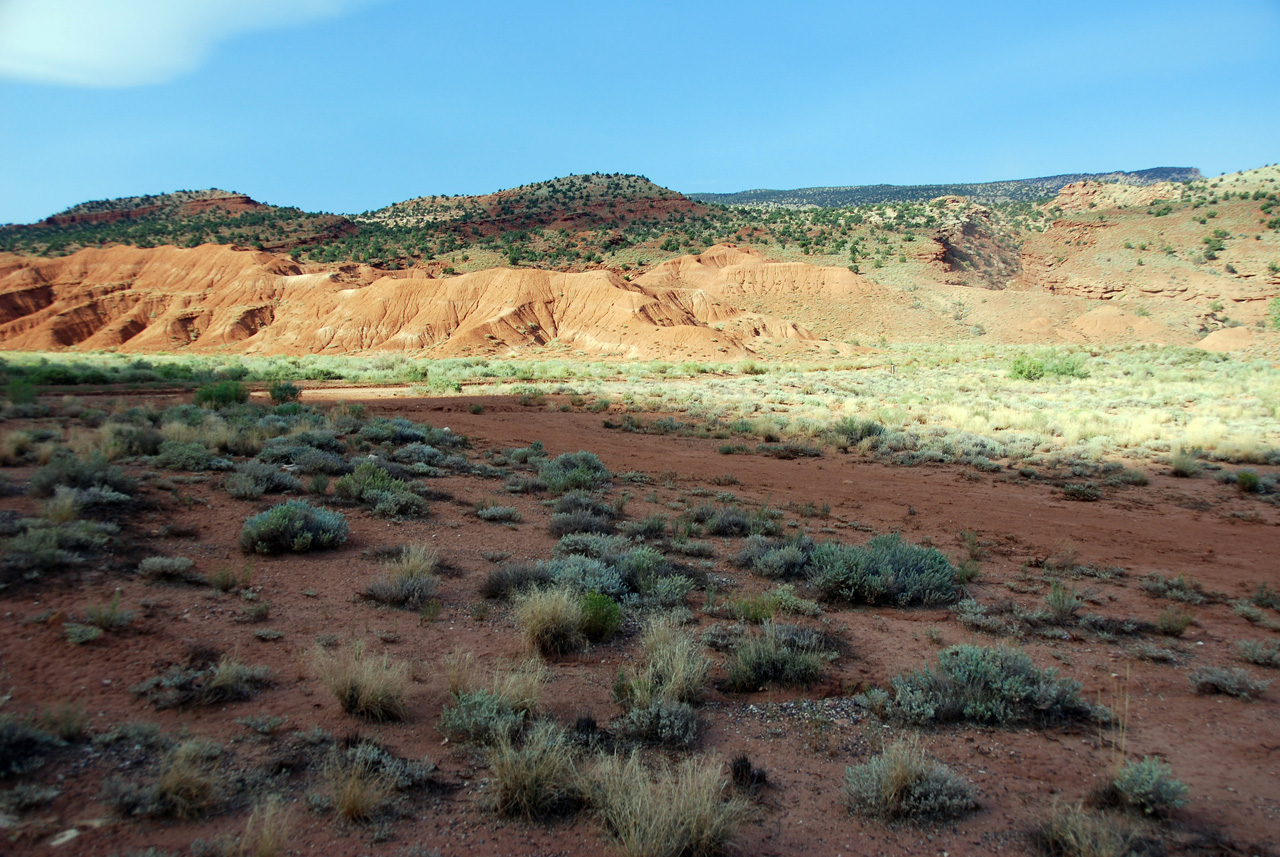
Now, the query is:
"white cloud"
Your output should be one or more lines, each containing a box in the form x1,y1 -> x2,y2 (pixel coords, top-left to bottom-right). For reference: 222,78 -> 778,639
0,0 -> 369,87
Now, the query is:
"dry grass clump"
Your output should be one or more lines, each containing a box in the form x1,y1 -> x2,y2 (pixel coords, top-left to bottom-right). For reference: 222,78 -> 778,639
1155,605 -> 1194,637
589,752 -> 748,857
313,641 -> 411,721
617,617 -> 710,707
152,740 -> 223,819
363,545 -> 441,609
104,739 -> 224,820
0,430 -> 34,466
237,795 -> 294,857
842,738 -> 977,823
485,721 -> 582,819
1031,802 -> 1149,857
205,656 -> 275,703
386,544 -> 442,578
514,587 -> 585,657
325,754 -> 394,823
724,623 -> 826,692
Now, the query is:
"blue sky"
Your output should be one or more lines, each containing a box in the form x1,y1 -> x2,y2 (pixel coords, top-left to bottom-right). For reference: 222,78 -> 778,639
1,0 -> 1277,224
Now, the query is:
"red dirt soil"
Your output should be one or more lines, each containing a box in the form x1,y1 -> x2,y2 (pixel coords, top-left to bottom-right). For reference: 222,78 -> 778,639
1,392 -> 1278,856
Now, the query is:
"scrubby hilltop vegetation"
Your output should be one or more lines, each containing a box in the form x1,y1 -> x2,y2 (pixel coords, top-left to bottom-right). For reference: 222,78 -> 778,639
690,167 -> 1203,208
0,189 -> 354,256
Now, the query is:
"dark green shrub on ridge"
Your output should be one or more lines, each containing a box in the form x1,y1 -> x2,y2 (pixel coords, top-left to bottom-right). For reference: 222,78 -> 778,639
268,381 -> 302,404
193,380 -> 249,408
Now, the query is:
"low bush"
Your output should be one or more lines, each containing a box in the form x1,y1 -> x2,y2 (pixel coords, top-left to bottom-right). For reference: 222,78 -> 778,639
440,690 -> 524,745
1060,482 -> 1101,502
239,501 -> 348,554
619,514 -> 668,540
842,738 -> 977,823
1010,356 -> 1046,380
313,641 -> 410,721
550,509 -> 615,536
1139,572 -> 1206,604
1236,638 -> 1280,668
156,439 -> 231,471
28,450 -> 135,498
732,534 -> 815,580
1156,605 -> 1193,637
225,461 -> 303,499
362,566 -> 439,610
553,532 -> 633,562
541,555 -> 627,599
439,662 -> 543,745
1106,756 -> 1188,818
1236,470 -> 1261,493
808,534 -> 957,607
538,451 -> 611,495
477,504 -> 522,523
257,443 -> 349,474
480,562 -> 553,600
1188,666 -> 1270,700
131,656 -> 273,709
615,699 -> 700,748
2,519 -> 116,579
867,645 -> 1101,727
360,550 -> 440,611
554,490 -> 617,518
0,716 -> 63,777
334,460 -> 426,519
635,572 -> 695,610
